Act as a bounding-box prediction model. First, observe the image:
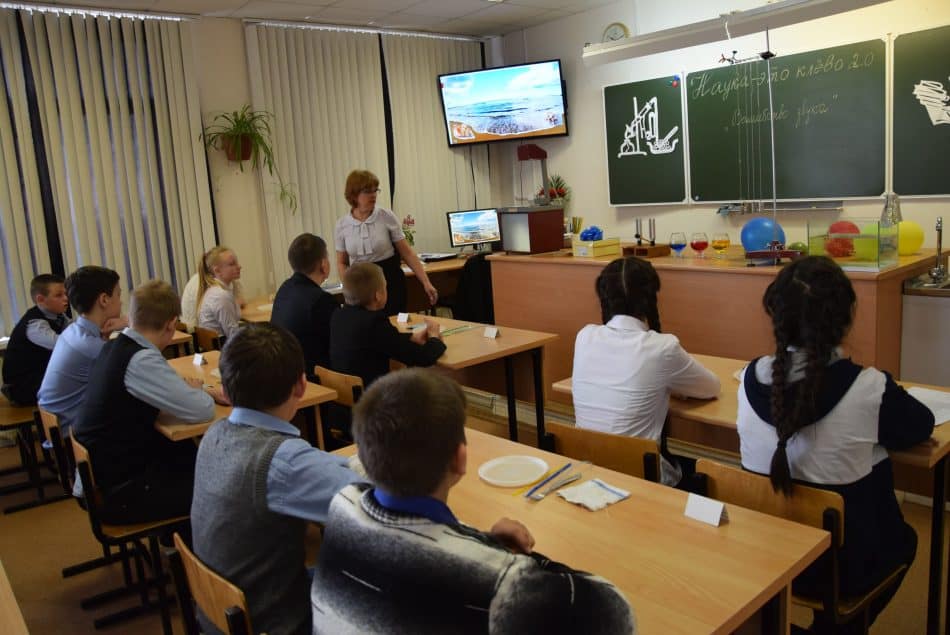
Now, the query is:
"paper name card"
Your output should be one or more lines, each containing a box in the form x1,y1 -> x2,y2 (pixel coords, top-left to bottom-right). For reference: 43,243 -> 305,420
484,326 -> 499,339
396,312 -> 410,323
192,353 -> 206,366
684,493 -> 729,527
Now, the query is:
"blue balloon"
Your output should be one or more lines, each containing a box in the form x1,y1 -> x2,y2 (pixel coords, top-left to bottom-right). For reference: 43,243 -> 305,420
740,217 -> 786,252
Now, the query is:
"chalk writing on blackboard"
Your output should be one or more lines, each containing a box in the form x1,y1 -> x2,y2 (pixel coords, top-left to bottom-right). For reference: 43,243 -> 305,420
617,96 -> 680,158
913,79 -> 950,126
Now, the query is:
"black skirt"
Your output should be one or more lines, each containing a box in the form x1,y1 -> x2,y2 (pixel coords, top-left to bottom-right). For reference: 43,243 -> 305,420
375,251 -> 407,316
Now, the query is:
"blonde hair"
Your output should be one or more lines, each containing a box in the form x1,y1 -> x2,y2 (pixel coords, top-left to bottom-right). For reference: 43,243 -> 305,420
342,262 -> 385,307
196,246 -> 232,311
344,169 -> 379,208
130,280 -> 180,331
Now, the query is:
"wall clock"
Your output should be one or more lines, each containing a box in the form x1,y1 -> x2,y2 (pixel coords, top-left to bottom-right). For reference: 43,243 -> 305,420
603,22 -> 630,42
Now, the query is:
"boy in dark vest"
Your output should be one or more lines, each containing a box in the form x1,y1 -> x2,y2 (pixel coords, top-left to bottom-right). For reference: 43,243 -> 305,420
311,369 -> 638,634
73,280 -> 224,524
192,323 -> 360,635
2,274 -> 70,405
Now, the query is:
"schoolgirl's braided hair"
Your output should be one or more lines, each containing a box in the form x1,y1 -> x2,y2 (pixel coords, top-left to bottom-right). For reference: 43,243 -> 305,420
763,256 -> 855,496
595,256 -> 662,332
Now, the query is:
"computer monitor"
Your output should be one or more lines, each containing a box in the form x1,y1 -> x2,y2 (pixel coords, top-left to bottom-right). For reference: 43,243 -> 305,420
446,208 -> 502,250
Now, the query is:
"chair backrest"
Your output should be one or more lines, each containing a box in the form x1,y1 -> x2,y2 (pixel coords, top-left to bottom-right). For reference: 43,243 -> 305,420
696,459 -> 845,547
313,366 -> 364,407
547,421 -> 660,482
170,533 -> 252,635
38,408 -> 74,494
194,327 -> 222,353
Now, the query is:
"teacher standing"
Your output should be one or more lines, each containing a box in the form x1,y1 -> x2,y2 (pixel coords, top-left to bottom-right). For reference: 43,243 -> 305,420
335,169 -> 437,316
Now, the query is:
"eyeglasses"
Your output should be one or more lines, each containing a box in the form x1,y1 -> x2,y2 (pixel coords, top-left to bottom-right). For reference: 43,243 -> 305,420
359,187 -> 381,195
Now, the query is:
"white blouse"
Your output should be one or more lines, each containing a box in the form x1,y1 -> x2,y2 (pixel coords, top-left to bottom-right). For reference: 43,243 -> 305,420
334,207 -> 405,264
198,285 -> 241,339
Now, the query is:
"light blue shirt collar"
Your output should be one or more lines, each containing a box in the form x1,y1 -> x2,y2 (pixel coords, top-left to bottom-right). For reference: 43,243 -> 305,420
228,407 -> 301,437
120,327 -> 159,352
38,306 -> 61,320
76,316 -> 102,338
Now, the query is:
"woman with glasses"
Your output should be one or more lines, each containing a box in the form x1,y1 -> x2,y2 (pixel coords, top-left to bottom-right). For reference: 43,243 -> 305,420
335,169 -> 437,315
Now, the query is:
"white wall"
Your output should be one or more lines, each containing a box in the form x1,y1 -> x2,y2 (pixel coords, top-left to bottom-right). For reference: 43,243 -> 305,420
499,0 -> 950,248
191,18 -> 272,297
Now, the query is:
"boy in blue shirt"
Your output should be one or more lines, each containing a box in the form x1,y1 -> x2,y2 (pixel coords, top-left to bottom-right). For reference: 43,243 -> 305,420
2,274 -> 70,405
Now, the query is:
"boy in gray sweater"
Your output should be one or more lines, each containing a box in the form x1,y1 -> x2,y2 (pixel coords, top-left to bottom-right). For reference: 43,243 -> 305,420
311,368 -> 637,634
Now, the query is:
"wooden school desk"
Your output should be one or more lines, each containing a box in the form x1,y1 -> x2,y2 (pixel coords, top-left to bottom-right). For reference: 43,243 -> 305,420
0,559 -> 28,635
491,249 -> 943,407
156,351 -> 337,447
553,354 -> 950,635
335,428 -> 829,634
391,315 -> 558,445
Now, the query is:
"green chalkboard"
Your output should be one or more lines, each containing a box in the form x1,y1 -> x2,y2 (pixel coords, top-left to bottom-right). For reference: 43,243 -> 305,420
604,76 -> 686,205
686,39 -> 885,201
894,24 -> 950,196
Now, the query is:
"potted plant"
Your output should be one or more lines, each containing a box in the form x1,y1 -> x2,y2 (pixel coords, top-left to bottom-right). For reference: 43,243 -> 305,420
203,105 -> 298,213
536,173 -> 571,209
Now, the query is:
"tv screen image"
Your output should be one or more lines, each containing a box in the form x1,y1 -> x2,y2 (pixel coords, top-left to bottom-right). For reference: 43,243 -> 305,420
438,60 -> 567,146
447,209 -> 502,248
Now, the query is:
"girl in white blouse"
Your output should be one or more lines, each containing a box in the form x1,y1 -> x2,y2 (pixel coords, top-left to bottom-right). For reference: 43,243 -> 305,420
572,256 -> 720,487
196,246 -> 243,339
335,169 -> 437,316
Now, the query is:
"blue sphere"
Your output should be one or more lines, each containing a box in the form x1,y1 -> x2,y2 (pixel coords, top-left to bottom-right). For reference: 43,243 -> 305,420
740,217 -> 786,252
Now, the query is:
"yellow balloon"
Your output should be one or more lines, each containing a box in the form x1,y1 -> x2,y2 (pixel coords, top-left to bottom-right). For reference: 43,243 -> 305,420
898,221 -> 924,256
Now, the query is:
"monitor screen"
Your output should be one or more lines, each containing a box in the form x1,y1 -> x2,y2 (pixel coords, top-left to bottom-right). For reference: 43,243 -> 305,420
447,209 -> 502,248
437,59 -> 568,147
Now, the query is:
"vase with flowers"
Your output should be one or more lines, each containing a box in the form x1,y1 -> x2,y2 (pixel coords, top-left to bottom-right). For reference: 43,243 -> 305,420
402,214 -> 416,247
537,173 -> 571,210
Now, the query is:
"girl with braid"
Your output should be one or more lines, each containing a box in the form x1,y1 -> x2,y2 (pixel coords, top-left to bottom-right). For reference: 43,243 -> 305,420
572,256 -> 720,487
737,256 -> 933,634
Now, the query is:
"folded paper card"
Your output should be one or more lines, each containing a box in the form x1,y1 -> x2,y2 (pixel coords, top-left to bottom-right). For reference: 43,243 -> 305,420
684,492 -> 729,527
192,353 -> 205,366
557,479 -> 630,511
397,312 -> 410,323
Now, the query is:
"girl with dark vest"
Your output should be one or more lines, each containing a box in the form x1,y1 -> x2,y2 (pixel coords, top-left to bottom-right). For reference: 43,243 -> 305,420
2,274 -> 69,405
737,256 -> 933,634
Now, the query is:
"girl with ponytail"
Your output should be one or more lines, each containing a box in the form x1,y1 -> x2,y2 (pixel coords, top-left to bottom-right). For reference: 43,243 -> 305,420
572,256 -> 720,488
737,255 -> 933,633
196,246 -> 243,339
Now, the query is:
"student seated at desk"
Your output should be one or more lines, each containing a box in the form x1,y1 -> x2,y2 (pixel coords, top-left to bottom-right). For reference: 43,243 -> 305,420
572,256 -> 720,487
192,323 -> 361,635
272,233 -> 338,374
180,251 -> 244,331
38,266 -> 128,438
737,256 -> 933,635
311,368 -> 637,634
196,246 -> 243,339
73,280 -> 226,524
2,274 -> 70,405
329,262 -> 445,387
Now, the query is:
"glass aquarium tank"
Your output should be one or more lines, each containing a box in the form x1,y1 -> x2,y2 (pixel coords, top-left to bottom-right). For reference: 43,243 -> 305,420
806,219 -> 898,271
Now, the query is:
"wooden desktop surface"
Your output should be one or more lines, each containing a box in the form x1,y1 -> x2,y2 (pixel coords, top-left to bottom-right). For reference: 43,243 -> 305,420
391,314 -> 557,370
156,350 -> 337,441
552,354 -> 950,470
0,559 -> 28,635
335,428 -> 829,635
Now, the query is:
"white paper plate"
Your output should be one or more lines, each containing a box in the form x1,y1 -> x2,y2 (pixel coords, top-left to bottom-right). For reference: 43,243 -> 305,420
257,303 -> 273,312
478,456 -> 548,488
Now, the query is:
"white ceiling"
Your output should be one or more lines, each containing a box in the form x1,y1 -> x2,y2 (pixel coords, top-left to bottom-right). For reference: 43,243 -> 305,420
21,0 -> 618,36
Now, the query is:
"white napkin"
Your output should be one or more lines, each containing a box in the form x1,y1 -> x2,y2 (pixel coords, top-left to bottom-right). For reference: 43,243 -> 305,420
557,479 -> 630,511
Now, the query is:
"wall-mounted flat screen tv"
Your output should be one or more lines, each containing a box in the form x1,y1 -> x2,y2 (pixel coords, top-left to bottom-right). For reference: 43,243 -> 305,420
438,59 -> 568,147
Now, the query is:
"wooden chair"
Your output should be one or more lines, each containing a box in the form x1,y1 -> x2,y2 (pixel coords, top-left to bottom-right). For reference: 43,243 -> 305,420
0,396 -> 65,513
167,532 -> 252,635
71,437 -> 188,634
312,366 -> 364,450
546,421 -> 660,482
696,459 -> 908,633
194,327 -> 222,353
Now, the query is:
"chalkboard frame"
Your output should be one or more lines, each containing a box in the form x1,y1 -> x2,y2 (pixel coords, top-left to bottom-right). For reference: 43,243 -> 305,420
602,74 -> 688,206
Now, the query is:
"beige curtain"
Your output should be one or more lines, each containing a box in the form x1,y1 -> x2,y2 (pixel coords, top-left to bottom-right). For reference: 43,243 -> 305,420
246,25 -> 389,283
382,34 -> 490,252
16,10 -> 213,292
0,9 -> 52,335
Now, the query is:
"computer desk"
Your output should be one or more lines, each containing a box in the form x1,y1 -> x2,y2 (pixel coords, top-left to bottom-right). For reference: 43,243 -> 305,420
553,354 -> 950,635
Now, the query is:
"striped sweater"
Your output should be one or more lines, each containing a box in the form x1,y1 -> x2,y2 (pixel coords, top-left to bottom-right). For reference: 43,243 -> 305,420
311,484 -> 637,634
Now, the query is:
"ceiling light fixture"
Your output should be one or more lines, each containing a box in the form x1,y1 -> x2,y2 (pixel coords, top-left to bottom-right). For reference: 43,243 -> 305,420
582,0 -> 891,65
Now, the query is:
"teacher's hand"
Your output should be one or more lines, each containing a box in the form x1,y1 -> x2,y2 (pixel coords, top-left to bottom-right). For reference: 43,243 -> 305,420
424,281 -> 438,306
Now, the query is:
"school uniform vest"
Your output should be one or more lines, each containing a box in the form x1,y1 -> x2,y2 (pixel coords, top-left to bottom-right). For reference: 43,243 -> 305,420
73,334 -> 161,490
192,420 -> 309,635
2,306 -> 67,402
